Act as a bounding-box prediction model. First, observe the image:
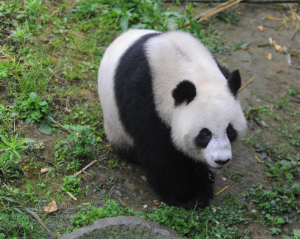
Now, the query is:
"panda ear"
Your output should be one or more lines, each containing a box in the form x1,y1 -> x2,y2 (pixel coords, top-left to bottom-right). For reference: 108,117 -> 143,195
227,69 -> 241,97
172,80 -> 196,106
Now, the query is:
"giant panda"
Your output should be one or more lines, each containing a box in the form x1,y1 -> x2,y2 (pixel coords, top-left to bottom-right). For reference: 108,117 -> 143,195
98,29 -> 247,209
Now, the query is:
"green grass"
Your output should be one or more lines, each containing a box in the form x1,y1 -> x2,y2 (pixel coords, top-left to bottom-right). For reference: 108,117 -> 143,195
69,196 -> 247,239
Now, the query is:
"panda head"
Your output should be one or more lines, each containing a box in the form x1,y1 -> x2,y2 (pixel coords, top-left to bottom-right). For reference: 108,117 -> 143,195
170,70 -> 247,170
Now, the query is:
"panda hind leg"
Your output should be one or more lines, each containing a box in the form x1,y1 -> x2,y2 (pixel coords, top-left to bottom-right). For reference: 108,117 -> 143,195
112,145 -> 139,164
104,121 -> 139,163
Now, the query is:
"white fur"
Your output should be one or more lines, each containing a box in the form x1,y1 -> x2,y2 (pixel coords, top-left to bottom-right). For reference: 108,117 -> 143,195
98,29 -> 247,169
98,29 -> 157,148
145,31 -> 247,168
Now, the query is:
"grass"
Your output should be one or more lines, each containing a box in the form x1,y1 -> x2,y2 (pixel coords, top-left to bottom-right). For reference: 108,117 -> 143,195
0,0 -> 300,238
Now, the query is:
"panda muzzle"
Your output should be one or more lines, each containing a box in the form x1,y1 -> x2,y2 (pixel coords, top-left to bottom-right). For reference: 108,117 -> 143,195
214,158 -> 230,166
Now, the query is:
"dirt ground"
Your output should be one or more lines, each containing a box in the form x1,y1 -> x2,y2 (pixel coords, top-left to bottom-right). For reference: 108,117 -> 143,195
22,3 -> 300,238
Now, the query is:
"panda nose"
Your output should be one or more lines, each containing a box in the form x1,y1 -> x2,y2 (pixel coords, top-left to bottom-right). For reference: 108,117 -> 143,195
215,158 -> 230,165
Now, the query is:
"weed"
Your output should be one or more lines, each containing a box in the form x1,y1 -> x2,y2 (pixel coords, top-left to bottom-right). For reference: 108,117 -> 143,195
108,158 -> 119,169
62,175 -> 81,195
16,92 -> 57,135
69,196 -> 246,238
233,42 -> 251,51
0,133 -> 34,160
277,95 -> 290,108
0,186 -> 47,239
0,152 -> 20,179
288,88 -> 297,96
216,8 -> 239,24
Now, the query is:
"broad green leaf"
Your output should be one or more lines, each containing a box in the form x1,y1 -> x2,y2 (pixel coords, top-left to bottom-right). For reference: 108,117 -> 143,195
38,121 -> 53,135
0,134 -> 11,146
291,183 -> 299,193
0,143 -> 10,151
120,16 -> 129,31
13,149 -> 21,159
45,115 -> 54,122
17,138 -> 35,146
29,92 -> 37,101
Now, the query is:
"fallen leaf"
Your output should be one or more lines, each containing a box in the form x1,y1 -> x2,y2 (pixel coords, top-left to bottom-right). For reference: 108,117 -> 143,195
43,201 -> 58,213
257,25 -> 264,31
141,176 -> 147,181
243,47 -> 249,50
41,168 -> 49,174
275,44 -> 283,52
129,184 -> 136,189
153,202 -> 161,206
268,53 -> 272,60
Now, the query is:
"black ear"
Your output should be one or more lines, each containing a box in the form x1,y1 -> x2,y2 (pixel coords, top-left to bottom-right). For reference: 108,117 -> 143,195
227,69 -> 241,97
172,80 -> 196,106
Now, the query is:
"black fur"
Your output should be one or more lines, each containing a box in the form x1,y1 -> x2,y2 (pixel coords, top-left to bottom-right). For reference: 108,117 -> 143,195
172,80 -> 196,106
195,128 -> 212,148
114,33 -> 213,209
217,63 -> 241,98
226,123 -> 237,142
227,70 -> 241,97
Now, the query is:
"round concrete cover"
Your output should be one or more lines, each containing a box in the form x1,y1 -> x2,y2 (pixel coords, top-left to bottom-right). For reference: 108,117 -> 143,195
60,216 -> 183,239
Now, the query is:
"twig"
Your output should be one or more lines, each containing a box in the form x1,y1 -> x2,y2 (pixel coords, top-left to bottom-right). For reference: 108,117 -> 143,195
3,183 -> 10,190
52,120 -> 72,134
238,77 -> 255,93
30,211 -> 53,238
66,191 -> 77,200
185,0 -> 244,28
2,184 -> 54,238
255,155 -> 262,163
117,196 -> 126,206
291,99 -> 300,103
215,186 -> 228,195
75,160 -> 97,176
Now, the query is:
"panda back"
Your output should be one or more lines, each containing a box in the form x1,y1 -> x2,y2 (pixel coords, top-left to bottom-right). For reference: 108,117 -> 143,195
98,29 -> 158,148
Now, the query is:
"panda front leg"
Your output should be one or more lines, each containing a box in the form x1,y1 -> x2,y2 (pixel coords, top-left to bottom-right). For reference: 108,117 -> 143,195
140,150 -> 214,209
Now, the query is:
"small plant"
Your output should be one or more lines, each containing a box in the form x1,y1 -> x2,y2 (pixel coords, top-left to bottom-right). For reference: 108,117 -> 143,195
70,196 -> 246,238
108,158 -> 119,169
0,186 -> 47,239
16,92 -> 56,135
0,133 -> 34,160
0,61 -> 11,79
10,25 -> 32,43
62,175 -> 81,195
277,95 -> 290,108
288,88 -> 297,96
0,152 -> 20,179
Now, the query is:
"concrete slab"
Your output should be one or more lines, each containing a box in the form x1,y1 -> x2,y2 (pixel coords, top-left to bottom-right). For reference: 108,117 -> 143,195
60,216 -> 183,239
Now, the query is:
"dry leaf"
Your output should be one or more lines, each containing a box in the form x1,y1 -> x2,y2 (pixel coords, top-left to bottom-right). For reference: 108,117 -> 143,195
141,176 -> 147,181
243,47 -> 249,50
257,25 -> 264,31
41,168 -> 49,174
268,53 -> 272,60
275,44 -> 283,52
153,202 -> 161,206
129,184 -> 136,189
43,200 -> 58,213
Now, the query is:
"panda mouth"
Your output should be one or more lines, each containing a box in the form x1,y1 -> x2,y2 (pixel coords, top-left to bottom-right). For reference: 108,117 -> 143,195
209,165 -> 223,170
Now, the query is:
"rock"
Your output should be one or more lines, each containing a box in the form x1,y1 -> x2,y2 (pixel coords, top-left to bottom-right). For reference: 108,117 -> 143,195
60,216 -> 183,239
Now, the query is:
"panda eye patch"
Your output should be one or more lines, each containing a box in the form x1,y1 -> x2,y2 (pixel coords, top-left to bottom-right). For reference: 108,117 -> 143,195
195,128 -> 212,148
227,123 -> 237,142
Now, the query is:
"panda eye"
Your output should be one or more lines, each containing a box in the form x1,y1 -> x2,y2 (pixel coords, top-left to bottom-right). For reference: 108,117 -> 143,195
226,124 -> 237,142
200,128 -> 210,137
195,128 -> 212,148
